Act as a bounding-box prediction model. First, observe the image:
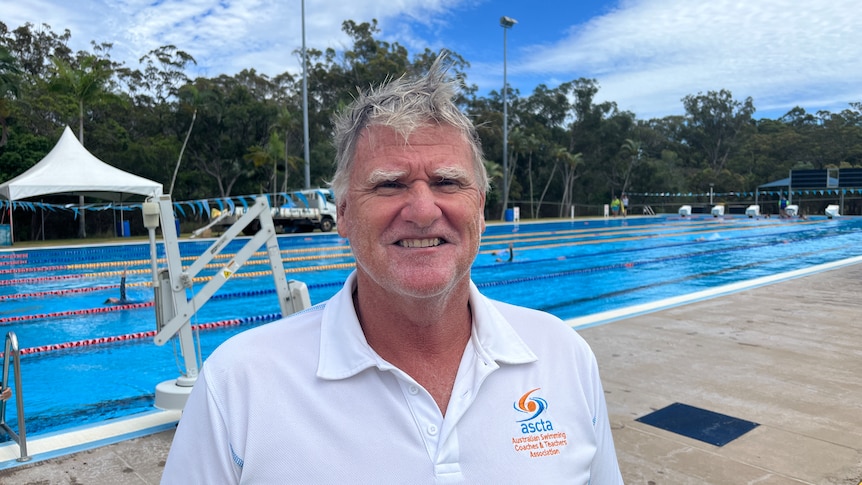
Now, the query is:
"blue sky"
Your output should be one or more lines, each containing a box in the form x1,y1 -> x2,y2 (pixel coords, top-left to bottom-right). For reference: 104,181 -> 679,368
5,0 -> 862,119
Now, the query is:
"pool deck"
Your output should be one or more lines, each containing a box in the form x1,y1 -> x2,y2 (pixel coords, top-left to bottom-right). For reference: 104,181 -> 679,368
1,262 -> 861,483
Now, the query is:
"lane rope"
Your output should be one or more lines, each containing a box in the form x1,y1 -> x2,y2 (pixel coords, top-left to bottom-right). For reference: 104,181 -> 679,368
3,312 -> 284,358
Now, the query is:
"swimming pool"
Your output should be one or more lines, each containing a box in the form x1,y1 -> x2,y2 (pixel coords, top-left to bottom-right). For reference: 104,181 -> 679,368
2,214 -> 861,440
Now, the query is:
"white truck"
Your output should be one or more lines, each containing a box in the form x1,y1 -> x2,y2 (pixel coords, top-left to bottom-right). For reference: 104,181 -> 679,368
215,189 -> 337,234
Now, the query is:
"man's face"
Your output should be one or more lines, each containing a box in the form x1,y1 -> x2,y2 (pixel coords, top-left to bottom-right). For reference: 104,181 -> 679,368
337,124 -> 486,300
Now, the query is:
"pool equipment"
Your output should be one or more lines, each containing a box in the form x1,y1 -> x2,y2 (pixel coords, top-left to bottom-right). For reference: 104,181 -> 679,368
745,205 -> 761,218
0,332 -> 29,462
146,195 -> 311,410
825,205 -> 841,219
678,205 -> 692,217
711,205 -> 725,217
784,205 -> 798,217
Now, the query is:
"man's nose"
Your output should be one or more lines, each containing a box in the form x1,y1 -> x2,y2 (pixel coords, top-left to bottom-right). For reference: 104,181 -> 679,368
400,183 -> 442,226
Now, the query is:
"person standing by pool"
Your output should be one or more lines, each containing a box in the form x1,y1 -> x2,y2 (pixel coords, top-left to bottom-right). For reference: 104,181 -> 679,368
610,195 -> 621,217
161,54 -> 623,484
621,193 -> 629,217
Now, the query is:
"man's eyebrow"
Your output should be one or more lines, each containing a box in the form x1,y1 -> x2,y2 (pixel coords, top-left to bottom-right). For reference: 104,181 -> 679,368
366,169 -> 407,185
434,166 -> 471,181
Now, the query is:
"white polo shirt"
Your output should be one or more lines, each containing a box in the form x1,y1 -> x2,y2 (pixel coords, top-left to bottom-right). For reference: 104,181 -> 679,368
162,272 -> 622,484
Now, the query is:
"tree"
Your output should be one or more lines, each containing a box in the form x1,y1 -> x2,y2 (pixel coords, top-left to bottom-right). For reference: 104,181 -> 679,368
681,89 -> 756,183
617,138 -> 643,195
556,147 -> 584,217
48,52 -> 113,237
0,45 -> 21,147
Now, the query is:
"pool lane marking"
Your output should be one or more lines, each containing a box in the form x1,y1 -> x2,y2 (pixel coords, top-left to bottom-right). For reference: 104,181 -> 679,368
3,313 -> 284,357
480,218 -> 820,243
566,255 -> 862,330
478,219 -> 823,254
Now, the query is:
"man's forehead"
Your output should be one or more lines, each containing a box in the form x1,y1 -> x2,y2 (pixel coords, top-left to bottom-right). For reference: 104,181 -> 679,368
359,123 -> 467,148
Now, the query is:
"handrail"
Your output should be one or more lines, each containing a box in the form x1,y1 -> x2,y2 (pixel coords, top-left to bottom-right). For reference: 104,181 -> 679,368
0,331 -> 30,462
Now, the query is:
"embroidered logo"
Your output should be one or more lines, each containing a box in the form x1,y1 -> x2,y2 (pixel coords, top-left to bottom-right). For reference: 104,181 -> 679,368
514,388 -> 548,422
511,388 -> 568,457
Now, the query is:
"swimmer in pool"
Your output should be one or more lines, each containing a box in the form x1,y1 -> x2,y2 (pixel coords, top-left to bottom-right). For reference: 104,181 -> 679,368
105,269 -> 129,305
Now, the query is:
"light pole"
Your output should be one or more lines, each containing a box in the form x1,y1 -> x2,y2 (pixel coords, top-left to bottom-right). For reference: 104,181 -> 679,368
301,0 -> 311,189
500,16 -> 517,220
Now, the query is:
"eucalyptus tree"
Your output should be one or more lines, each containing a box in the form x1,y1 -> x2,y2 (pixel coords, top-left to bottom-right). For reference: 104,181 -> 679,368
0,22 -> 73,81
183,71 -> 279,199
0,45 -> 21,147
517,83 -> 573,217
681,89 -> 755,189
555,147 -> 584,217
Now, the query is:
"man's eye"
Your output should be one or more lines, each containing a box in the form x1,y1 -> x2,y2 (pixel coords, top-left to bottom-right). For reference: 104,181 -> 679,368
374,181 -> 404,193
435,179 -> 463,191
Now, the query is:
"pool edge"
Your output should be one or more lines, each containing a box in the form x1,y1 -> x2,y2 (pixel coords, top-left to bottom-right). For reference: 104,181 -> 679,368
567,254 -> 862,330
0,408 -> 181,470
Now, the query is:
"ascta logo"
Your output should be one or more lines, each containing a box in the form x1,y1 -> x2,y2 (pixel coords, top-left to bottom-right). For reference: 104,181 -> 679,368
514,388 -> 548,422
514,388 -> 554,433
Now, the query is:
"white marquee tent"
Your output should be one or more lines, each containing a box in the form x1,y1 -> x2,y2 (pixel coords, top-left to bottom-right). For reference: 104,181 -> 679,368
0,126 -> 163,243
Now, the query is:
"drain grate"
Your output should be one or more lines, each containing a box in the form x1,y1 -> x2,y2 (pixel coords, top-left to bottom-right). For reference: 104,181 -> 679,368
636,402 -> 759,446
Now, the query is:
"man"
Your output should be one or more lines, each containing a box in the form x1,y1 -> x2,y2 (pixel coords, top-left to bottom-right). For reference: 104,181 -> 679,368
161,55 -> 622,483
779,194 -> 789,218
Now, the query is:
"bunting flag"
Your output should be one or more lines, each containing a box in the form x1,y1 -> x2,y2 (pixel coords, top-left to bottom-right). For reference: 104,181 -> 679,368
2,184 -> 848,222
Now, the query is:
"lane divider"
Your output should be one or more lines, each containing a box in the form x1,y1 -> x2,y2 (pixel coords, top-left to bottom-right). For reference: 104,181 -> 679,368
0,265 -> 67,275
0,285 -> 119,301
0,259 -> 357,287
3,281 -> 345,322
0,302 -> 153,324
6,244 -> 352,273
4,313 -> 284,357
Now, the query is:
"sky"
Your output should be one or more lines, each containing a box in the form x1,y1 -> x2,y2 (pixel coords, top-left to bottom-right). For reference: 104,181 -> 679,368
4,0 -> 862,120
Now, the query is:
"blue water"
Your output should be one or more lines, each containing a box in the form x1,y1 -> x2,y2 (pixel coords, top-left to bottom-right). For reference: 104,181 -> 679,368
1,214 -> 861,440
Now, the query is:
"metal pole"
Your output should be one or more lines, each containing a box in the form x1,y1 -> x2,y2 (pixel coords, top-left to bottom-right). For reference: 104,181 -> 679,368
499,17 -> 517,220
302,0 -> 311,189
502,25 -> 508,220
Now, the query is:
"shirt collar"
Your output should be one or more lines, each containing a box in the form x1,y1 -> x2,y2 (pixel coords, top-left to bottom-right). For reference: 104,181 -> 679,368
317,271 -> 537,380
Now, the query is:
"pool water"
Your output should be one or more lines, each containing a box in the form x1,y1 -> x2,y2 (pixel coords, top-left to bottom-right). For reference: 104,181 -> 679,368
2,214 -> 861,439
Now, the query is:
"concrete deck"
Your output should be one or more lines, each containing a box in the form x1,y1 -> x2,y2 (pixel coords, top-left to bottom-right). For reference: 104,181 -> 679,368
1,263 -> 860,484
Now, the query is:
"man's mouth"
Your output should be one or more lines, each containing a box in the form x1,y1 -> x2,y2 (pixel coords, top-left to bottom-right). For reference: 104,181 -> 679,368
397,238 -> 444,248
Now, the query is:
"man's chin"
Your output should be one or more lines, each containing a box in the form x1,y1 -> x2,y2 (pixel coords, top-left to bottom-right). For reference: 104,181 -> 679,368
383,271 -> 467,299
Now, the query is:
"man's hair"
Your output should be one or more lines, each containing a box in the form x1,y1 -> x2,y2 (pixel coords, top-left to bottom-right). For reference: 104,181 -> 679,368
330,53 -> 488,201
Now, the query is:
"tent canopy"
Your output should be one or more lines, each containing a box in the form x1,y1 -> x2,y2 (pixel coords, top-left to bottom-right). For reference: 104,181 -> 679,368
0,126 -> 162,201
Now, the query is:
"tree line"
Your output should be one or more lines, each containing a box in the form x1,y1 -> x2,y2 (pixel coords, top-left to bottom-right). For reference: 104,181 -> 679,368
1,20 -> 861,239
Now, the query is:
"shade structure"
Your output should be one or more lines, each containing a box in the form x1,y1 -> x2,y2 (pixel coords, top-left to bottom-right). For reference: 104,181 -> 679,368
0,126 -> 162,202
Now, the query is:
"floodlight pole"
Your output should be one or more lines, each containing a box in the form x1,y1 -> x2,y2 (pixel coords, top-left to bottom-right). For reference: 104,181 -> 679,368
302,0 -> 311,189
500,16 -> 517,220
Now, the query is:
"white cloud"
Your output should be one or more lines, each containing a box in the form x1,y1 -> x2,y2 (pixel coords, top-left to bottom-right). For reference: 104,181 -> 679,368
4,0 -> 861,119
510,0 -> 862,118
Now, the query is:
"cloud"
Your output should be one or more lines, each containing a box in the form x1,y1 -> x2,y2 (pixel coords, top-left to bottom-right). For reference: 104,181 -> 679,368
4,0 -> 860,119
3,0 -> 462,78
510,0 -> 862,118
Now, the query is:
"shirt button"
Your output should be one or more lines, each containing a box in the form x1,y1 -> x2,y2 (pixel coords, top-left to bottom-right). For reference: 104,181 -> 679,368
427,424 -> 438,436
408,385 -> 419,395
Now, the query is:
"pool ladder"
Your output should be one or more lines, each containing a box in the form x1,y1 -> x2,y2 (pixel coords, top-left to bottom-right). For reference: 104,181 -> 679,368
0,331 -> 30,462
